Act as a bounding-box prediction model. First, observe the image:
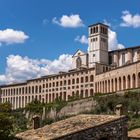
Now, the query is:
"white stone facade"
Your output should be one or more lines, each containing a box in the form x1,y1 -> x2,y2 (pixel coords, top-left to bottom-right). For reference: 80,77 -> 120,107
1,23 -> 140,109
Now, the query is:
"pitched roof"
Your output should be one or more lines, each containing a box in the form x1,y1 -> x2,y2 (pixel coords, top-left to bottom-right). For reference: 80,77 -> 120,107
16,114 -> 125,140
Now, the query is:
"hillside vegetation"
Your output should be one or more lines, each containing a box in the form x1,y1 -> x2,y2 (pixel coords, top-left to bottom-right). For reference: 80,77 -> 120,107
1,90 -> 140,139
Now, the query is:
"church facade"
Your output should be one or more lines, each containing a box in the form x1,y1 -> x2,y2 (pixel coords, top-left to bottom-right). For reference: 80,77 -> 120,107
1,23 -> 140,109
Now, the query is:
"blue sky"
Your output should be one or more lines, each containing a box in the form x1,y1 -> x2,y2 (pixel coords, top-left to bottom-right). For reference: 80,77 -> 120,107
0,0 -> 140,84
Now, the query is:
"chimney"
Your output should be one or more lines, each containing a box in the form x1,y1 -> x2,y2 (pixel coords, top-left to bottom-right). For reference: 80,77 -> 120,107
32,115 -> 40,129
115,104 -> 123,116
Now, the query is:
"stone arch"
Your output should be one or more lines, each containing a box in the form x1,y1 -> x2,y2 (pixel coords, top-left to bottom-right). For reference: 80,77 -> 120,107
76,78 -> 79,84
132,74 -> 136,88
76,57 -> 82,68
72,91 -> 75,97
16,97 -> 18,109
111,79 -> 114,92
32,96 -> 34,101
22,87 -> 24,94
25,96 -> 27,106
19,97 -> 21,108
22,96 -> 24,107
108,80 -> 110,93
25,87 -> 27,94
85,89 -> 88,97
72,79 -> 75,84
46,94 -> 48,103
35,86 -> 38,93
95,82 -> 97,93
138,72 -> 140,87
39,85 -> 42,93
85,76 -> 88,82
80,90 -> 84,98
32,86 -> 34,94
90,75 -> 94,82
90,89 -> 94,96
115,78 -> 117,92
68,79 -> 71,85
28,96 -> 30,103
35,95 -> 37,100
127,75 -> 131,89
39,95 -> 41,101
103,81 -> 104,93
119,77 -> 122,91
81,77 -> 84,83
96,26 -> 98,33
29,86 -> 31,94
93,27 -> 96,33
123,76 -> 126,90
105,80 -> 107,93
98,82 -> 100,92
100,82 -> 102,92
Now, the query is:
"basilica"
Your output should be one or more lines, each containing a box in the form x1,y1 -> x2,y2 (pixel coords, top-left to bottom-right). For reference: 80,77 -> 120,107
1,23 -> 140,109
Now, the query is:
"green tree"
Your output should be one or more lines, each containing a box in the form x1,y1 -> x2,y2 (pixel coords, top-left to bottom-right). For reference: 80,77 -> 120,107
0,102 -> 14,140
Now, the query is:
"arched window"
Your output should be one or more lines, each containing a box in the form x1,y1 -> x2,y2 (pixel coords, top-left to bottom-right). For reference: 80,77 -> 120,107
119,77 -> 121,91
96,26 -> 98,33
123,76 -> 126,90
81,77 -> 84,83
93,27 -> 96,33
138,72 -> 140,87
90,89 -> 94,96
76,78 -> 79,84
127,75 -> 131,89
76,57 -> 82,68
39,85 -> 42,93
32,86 -> 34,94
85,76 -> 88,82
72,79 -> 75,84
35,86 -> 38,93
132,74 -> 136,88
68,79 -> 71,85
90,75 -> 94,82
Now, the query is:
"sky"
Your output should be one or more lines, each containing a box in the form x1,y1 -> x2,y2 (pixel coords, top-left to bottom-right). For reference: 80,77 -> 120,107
0,0 -> 140,84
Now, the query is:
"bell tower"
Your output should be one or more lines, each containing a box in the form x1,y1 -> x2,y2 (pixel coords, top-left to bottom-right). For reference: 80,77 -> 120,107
88,23 -> 109,67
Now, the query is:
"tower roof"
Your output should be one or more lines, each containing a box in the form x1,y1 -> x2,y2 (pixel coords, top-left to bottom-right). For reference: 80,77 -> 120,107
88,22 -> 109,28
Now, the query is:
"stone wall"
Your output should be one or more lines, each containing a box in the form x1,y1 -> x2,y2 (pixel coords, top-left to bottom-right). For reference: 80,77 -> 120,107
56,116 -> 128,140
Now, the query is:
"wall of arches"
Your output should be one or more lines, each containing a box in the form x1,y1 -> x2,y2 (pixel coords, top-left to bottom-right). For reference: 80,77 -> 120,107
95,72 -> 140,93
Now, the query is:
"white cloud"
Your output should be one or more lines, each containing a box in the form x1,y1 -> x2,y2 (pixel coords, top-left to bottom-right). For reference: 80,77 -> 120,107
75,35 -> 88,44
108,29 -> 125,50
0,54 -> 72,85
120,10 -> 140,28
0,29 -> 29,45
52,14 -> 84,28
103,19 -> 111,27
74,29 -> 125,51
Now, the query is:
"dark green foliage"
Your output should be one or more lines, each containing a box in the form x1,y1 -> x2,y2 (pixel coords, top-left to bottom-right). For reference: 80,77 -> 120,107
92,91 -> 140,130
53,97 -> 67,113
12,109 -> 28,132
25,99 -> 44,114
0,102 -> 14,140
